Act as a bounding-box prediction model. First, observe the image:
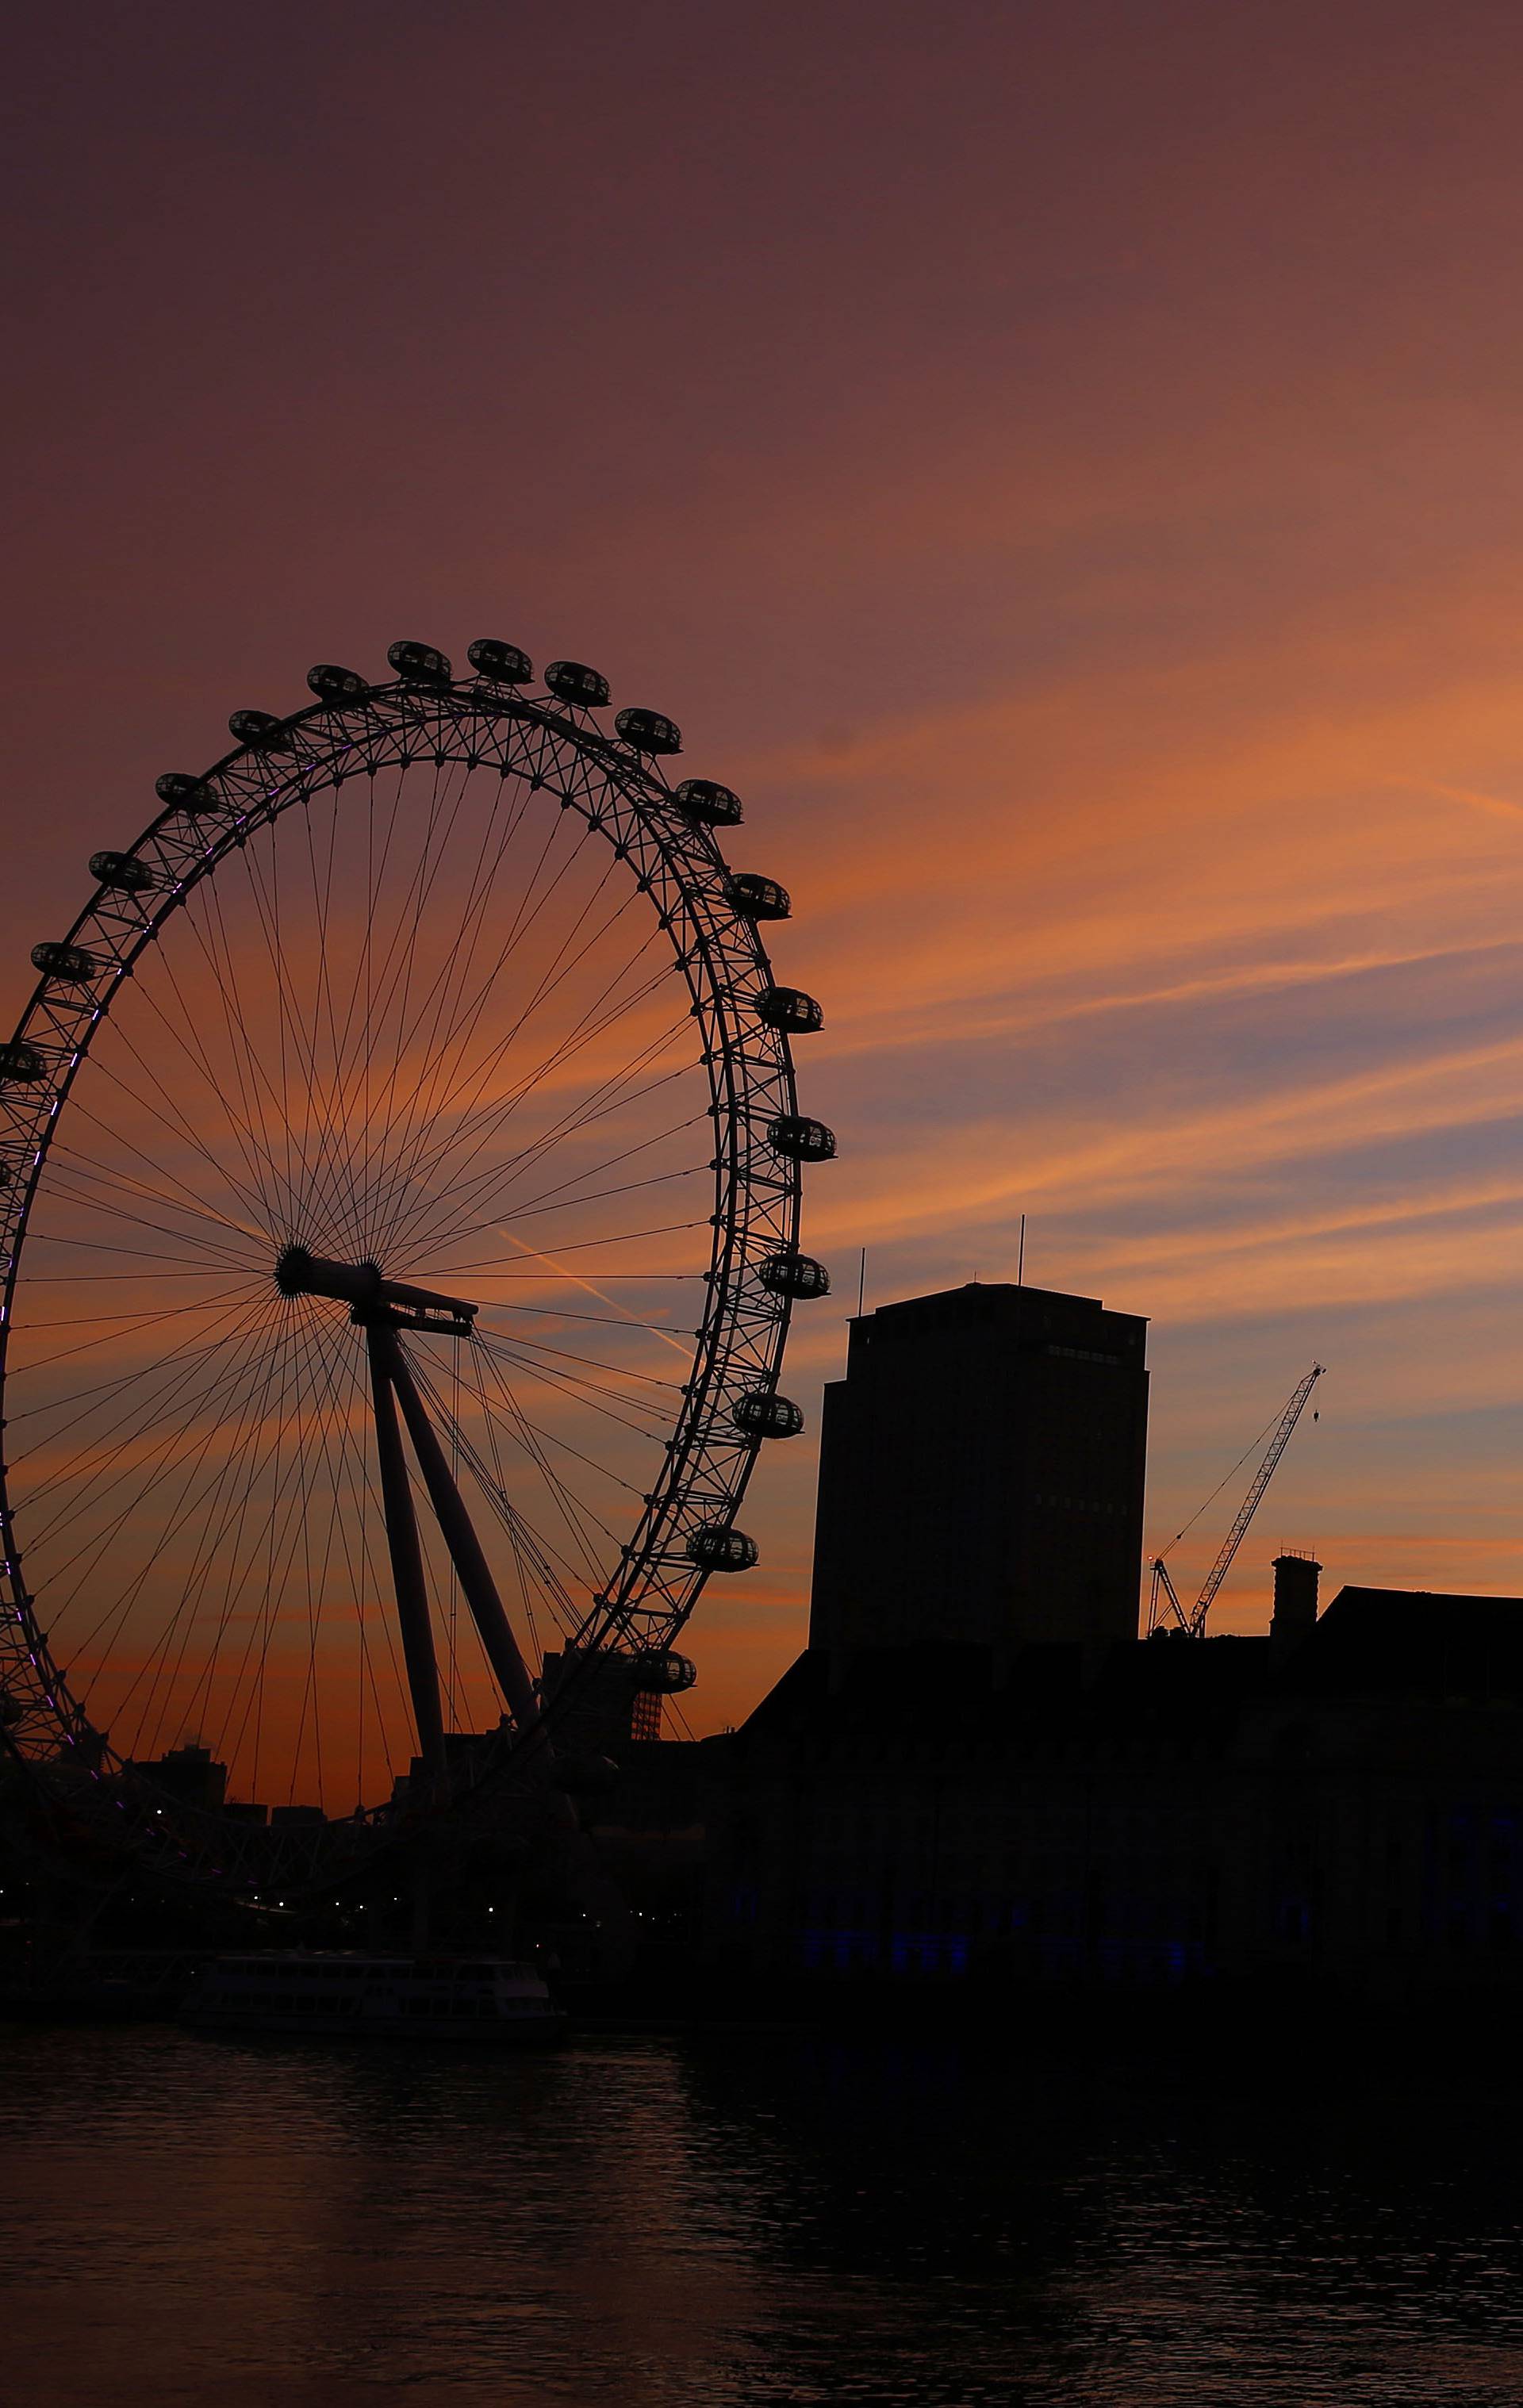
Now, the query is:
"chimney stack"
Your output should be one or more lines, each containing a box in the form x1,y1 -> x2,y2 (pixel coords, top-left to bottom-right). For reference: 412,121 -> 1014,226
1271,1551 -> 1321,1654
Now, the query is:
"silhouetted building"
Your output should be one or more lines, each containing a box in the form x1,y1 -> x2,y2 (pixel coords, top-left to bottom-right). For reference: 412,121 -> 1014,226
808,1283 -> 1149,1665
125,1742 -> 227,1812
704,1578 -> 1523,1996
1270,1550 -> 1321,1654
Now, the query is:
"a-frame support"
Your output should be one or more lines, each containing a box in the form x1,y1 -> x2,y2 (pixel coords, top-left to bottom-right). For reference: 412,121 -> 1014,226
276,1247 -> 538,1790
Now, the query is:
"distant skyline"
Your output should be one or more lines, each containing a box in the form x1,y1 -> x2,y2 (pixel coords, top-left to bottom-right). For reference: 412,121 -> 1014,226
7,0 -> 1523,1731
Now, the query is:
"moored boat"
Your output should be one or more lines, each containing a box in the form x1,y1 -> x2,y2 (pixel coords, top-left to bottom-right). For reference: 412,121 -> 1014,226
183,1950 -> 566,2043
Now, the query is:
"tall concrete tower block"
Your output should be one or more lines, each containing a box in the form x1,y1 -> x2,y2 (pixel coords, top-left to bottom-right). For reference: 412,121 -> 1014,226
807,1283 -> 1149,1661
1271,1551 -> 1322,1653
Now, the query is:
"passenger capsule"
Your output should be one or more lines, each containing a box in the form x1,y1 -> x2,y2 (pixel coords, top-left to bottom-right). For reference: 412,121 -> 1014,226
155,772 -> 217,812
31,942 -> 98,984
90,850 -> 155,894
227,709 -> 293,750
685,1524 -> 759,1572
767,1114 -> 837,1163
731,1390 -> 805,1440
754,986 -> 823,1036
673,778 -> 742,827
631,1650 -> 697,1695
0,1042 -> 44,1083
544,660 -> 611,708
615,706 -> 682,755
758,1250 -> 831,1300
386,639 -> 452,684
726,873 -> 790,922
467,638 -> 533,684
306,663 -> 370,704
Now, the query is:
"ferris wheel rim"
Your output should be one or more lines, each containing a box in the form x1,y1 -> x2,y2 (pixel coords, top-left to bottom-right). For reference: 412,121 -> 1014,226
0,657 -> 828,1885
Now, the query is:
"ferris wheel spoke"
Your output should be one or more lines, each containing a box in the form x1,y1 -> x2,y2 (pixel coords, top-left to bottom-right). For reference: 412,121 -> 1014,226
201,852 -> 374,1260
473,1329 -> 681,1444
343,765 -> 482,1193
228,839 -> 376,1258
382,973 -> 683,1262
109,960 -> 281,1229
7,1312 -> 269,1451
232,1304 -> 375,1800
482,1367 -> 678,1451
240,812 -> 316,1242
6,1279 -> 269,1386
423,1015 -> 696,1225
27,1349 -> 292,1685
435,1348 -> 612,1603
174,1315 -> 323,1764
463,1359 -> 569,1670
363,828 -> 655,1204
501,1114 -> 711,1224
45,1132 -> 267,1254
473,1300 -> 689,1336
219,1312 -> 327,1800
297,770 -> 359,1172
448,1344 -> 597,1596
360,833 -> 627,1259
401,1021 -> 694,1264
125,1309 -> 326,1767
349,766 -> 581,1224
264,783 -> 435,1263
205,1321 -> 334,1782
507,1160 -> 709,1230
15,1291 -> 286,1539
412,1117 -> 704,1275
473,1324 -> 685,1399
25,1332 -> 294,1681
151,895 -> 303,1232
494,1215 -> 709,1263
48,1302 -> 303,1727
190,847 -> 354,1242
282,1323 -> 383,1759
348,758 -> 518,1075
146,923 -> 297,1228
460,1367 -> 645,1517
342,754 -> 485,1210
63,1009 -> 284,1244
33,1163 -> 265,1271
20,1233 -> 261,1279
178,1306 -> 357,1770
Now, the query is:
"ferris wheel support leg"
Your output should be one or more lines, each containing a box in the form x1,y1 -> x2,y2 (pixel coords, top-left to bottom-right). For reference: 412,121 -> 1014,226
383,1332 -> 540,1735
366,1324 -> 448,1789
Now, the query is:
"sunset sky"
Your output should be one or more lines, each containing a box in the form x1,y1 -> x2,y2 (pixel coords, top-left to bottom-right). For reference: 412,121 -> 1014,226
7,0 -> 1523,1735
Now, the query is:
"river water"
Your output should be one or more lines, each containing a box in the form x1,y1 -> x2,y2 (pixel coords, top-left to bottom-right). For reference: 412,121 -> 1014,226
3,2020 -> 1523,2406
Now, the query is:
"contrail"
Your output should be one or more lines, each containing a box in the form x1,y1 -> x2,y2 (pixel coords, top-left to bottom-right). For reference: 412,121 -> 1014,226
498,1228 -> 695,1358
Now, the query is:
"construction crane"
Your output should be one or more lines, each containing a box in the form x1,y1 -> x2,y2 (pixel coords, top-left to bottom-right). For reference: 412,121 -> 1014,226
1148,1363 -> 1325,1638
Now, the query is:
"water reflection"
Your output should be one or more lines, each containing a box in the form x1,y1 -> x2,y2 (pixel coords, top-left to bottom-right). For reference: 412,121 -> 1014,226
3,2023 -> 1523,2405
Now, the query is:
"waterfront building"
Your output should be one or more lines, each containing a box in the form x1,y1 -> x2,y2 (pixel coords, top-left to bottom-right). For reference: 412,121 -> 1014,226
703,1562 -> 1523,1996
808,1282 -> 1149,1667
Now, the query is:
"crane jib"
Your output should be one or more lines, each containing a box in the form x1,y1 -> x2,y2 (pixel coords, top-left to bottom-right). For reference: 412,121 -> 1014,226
1149,1364 -> 1325,1639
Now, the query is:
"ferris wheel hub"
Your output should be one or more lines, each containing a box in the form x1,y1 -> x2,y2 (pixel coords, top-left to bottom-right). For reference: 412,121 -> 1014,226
274,1244 -> 477,1333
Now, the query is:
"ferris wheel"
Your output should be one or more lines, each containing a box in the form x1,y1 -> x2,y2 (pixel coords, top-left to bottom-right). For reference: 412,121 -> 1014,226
0,638 -> 834,1892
